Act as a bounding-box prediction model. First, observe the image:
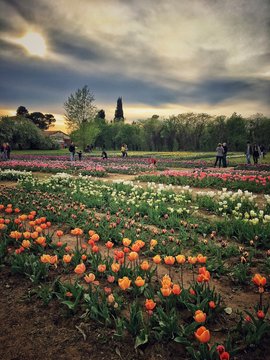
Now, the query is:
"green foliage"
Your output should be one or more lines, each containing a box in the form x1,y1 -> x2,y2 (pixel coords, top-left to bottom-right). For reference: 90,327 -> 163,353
64,85 -> 97,131
0,116 -> 57,150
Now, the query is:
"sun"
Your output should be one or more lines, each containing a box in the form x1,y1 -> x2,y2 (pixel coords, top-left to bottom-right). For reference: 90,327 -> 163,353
17,31 -> 47,57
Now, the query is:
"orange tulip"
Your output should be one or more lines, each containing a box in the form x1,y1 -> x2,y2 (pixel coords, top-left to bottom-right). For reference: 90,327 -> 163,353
118,276 -> 131,290
194,310 -> 206,323
153,255 -> 162,264
152,255 -> 162,265
197,267 -> 211,282
160,287 -> 172,297
131,243 -> 141,252
197,254 -> 207,264
36,236 -> 46,246
71,228 -> 83,236
161,274 -> 172,288
135,276 -> 145,287
176,254 -> 186,264
135,239 -> 145,249
50,255 -> 58,265
91,233 -> 100,242
10,231 -> 22,240
105,241 -> 114,249
30,231 -> 39,239
0,223 -> 6,230
188,256 -> 197,265
128,251 -> 139,261
194,326 -> 210,343
74,263 -> 86,275
23,231 -> 31,239
81,254 -> 87,261
21,239 -> 31,249
111,262 -> 121,273
140,260 -> 150,271
84,273 -> 96,283
56,230 -> 64,237
92,245 -> 99,253
19,214 -> 28,221
63,254 -> 72,263
88,230 -> 95,237
98,264 -> 106,273
172,284 -> 182,295
145,299 -> 156,311
164,256 -> 175,265
114,250 -> 124,260
40,254 -> 51,263
122,238 -> 132,247
252,273 -> 267,287
35,226 -> 43,233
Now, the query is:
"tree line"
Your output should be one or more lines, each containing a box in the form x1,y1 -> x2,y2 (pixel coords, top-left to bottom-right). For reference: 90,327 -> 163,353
1,85 -> 270,152
64,86 -> 270,152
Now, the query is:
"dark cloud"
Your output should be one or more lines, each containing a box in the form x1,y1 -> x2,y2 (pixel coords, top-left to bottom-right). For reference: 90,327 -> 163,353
0,0 -> 269,118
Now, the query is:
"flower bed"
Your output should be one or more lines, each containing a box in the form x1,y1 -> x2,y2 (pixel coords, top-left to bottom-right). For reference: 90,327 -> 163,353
137,170 -> 270,193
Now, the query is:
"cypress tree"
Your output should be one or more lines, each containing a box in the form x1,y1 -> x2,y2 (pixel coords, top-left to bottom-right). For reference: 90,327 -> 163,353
114,97 -> 124,122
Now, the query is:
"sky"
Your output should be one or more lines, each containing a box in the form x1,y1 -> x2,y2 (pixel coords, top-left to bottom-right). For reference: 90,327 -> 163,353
0,0 -> 269,131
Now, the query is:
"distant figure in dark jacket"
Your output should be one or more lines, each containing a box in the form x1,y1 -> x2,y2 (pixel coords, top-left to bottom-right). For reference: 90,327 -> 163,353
6,143 -> 11,160
252,143 -> 261,164
101,146 -> 108,159
69,142 -> 76,161
214,143 -> 224,168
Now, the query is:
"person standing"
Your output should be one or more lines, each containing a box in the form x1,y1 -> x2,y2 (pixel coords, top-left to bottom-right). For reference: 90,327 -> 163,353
214,143 -> 224,168
252,143 -> 261,164
246,141 -> 252,165
69,142 -> 76,161
121,144 -> 126,157
222,142 -> 228,167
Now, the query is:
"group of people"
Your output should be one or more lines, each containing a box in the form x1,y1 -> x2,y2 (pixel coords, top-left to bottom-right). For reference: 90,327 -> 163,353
246,142 -> 266,165
0,143 -> 11,161
69,142 -> 82,161
214,142 -> 228,168
68,143 -> 130,161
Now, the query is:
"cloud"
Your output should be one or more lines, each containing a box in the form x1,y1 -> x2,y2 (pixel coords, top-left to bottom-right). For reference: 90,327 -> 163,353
0,0 -> 269,125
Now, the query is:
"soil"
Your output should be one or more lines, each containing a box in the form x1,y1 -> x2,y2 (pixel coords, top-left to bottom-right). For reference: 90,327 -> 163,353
0,266 -> 187,360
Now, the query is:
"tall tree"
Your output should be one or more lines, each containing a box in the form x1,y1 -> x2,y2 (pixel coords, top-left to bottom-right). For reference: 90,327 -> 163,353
27,112 -> 56,130
64,85 -> 97,131
16,106 -> 29,117
114,97 -> 124,122
97,109 -> 105,120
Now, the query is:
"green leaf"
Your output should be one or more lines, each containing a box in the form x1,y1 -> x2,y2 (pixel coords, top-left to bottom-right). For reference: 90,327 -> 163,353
135,331 -> 149,349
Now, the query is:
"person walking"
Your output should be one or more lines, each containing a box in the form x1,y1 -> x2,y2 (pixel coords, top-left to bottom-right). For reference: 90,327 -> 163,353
252,143 -> 261,164
246,141 -> 252,165
69,142 -> 76,161
101,145 -> 108,159
222,142 -> 228,168
214,143 -> 224,168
